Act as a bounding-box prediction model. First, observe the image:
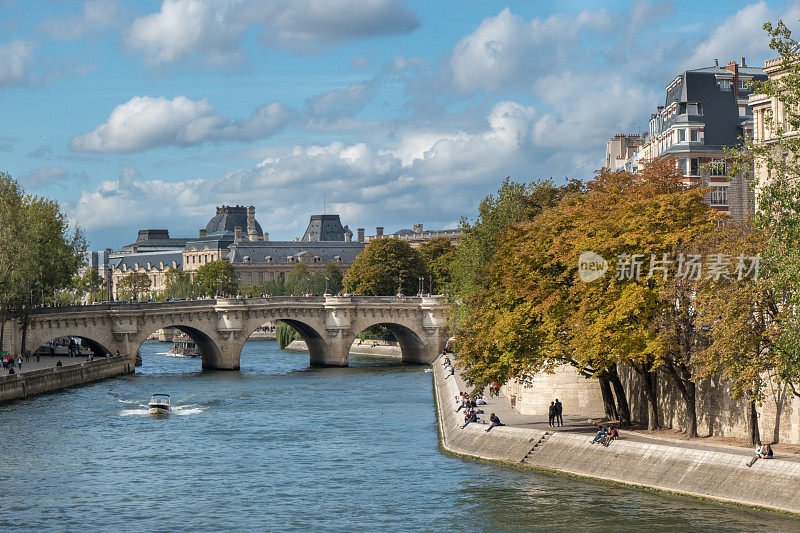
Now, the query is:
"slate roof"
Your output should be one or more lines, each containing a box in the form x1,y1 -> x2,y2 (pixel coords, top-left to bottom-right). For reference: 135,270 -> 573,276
658,65 -> 767,153
301,214 -> 352,241
205,205 -> 263,235
228,241 -> 365,264
184,231 -> 236,251
117,229 -> 191,254
109,250 -> 183,271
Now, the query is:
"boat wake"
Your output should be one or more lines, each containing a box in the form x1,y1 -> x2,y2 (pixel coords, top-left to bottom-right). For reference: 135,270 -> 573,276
118,403 -> 205,416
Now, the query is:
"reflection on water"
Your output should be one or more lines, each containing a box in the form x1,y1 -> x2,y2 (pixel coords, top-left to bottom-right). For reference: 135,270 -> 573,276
0,339 -> 795,532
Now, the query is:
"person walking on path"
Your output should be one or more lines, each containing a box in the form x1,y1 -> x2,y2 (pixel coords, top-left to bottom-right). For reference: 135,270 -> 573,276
554,399 -> 563,427
548,402 -> 555,427
486,413 -> 504,432
747,441 -> 764,467
17,356 -> 22,371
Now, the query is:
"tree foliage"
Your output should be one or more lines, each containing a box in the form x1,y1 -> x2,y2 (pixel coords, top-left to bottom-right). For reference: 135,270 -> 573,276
196,260 -> 238,296
346,238 -> 425,296
418,237 -> 456,295
117,272 -> 152,301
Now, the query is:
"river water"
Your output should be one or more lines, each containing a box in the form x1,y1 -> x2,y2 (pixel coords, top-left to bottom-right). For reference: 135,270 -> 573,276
0,339 -> 796,531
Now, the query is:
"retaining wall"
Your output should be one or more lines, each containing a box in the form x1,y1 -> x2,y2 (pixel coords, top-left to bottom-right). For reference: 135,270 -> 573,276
0,356 -> 134,403
433,356 -> 800,515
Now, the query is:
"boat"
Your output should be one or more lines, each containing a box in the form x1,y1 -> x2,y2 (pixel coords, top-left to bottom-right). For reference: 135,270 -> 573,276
169,332 -> 199,357
148,394 -> 171,414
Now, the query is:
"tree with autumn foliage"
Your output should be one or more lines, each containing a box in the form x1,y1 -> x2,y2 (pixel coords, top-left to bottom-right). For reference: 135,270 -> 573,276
456,162 -> 716,431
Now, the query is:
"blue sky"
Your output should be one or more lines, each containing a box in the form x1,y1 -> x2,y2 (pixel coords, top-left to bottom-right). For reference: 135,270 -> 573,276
1,0 -> 798,250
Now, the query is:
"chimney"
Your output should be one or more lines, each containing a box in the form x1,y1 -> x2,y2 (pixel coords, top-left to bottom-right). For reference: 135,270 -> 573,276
357,228 -> 365,242
234,226 -> 242,242
741,57 -> 746,67
714,58 -> 718,66
726,60 -> 740,98
263,232 -> 269,242
376,227 -> 384,238
413,223 -> 423,233
247,205 -> 256,234
345,232 -> 351,242
199,228 -> 207,238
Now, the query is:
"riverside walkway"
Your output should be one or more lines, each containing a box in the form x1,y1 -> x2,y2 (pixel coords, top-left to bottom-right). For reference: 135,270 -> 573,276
435,354 -> 800,514
447,357 -> 800,462
0,354 -> 91,376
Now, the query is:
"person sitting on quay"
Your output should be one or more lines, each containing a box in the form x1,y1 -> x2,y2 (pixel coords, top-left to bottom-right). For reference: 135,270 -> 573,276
446,365 -> 455,378
760,443 -> 774,460
485,413 -> 504,432
747,441 -> 764,467
590,426 -> 608,444
456,394 -> 469,412
460,408 -> 478,429
56,360 -> 62,367
602,427 -> 619,446
475,394 -> 487,405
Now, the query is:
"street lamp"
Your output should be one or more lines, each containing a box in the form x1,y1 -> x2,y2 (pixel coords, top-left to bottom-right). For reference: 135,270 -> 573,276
418,276 -> 423,296
324,276 -> 330,296
397,274 -> 403,297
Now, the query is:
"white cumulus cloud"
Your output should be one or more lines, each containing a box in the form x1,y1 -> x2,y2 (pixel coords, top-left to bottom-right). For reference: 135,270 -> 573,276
0,41 -> 35,87
70,96 -> 291,153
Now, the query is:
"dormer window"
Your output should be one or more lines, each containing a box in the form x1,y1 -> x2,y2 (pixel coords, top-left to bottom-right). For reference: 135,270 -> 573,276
334,256 -> 342,263
719,79 -> 731,91
266,256 -> 274,263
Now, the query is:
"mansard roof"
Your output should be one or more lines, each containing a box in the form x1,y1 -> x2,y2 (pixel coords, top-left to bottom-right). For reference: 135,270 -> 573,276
228,241 -> 364,264
109,250 -> 184,271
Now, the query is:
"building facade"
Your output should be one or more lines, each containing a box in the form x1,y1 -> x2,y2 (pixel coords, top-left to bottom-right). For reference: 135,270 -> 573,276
607,59 -> 766,221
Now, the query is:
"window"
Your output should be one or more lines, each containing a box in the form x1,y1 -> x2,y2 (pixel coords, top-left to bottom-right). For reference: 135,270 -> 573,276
711,186 -> 728,206
710,159 -> 726,176
690,129 -> 699,142
719,79 -> 731,91
678,129 -> 686,142
690,158 -> 699,176
739,80 -> 747,90
687,103 -> 699,115
258,272 -> 264,283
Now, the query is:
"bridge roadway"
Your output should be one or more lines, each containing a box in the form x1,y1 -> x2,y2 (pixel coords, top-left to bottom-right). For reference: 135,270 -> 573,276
5,296 -> 449,370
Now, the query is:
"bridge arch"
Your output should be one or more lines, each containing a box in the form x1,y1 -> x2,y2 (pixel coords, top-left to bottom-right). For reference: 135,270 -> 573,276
29,333 -> 113,359
131,323 -> 223,370
346,320 -> 433,365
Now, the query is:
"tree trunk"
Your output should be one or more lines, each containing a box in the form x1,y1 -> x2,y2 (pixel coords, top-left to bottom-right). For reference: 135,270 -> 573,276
684,379 -> 698,438
608,366 -> 631,426
598,375 -> 618,421
747,394 -> 760,446
0,316 -> 5,353
642,370 -> 660,431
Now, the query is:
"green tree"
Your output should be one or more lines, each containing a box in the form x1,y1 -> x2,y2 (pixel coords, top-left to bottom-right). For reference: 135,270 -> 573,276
276,321 -> 299,349
323,262 -> 343,295
196,260 -> 238,296
76,268 -> 103,302
418,237 -> 456,295
346,238 -> 425,296
727,21 -> 800,401
163,267 -> 197,299
117,272 -> 152,301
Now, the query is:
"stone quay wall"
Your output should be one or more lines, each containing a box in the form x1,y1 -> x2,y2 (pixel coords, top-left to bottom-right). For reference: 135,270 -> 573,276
0,356 -> 133,403
499,364 -> 606,418
619,367 -> 800,445
432,356 -> 800,514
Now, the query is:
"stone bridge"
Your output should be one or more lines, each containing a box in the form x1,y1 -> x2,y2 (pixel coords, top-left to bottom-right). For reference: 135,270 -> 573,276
3,296 -> 449,370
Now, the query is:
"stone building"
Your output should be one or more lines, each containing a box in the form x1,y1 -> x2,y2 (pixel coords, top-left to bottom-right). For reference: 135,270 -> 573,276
749,56 -> 797,200
609,58 -> 766,221
109,251 -> 183,299
360,223 -> 462,247
604,133 -> 642,172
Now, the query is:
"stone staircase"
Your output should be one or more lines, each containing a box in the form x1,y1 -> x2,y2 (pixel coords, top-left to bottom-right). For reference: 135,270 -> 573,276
521,432 -> 552,464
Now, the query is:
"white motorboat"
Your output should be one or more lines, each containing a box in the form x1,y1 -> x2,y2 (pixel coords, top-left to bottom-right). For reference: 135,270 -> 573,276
148,393 -> 171,415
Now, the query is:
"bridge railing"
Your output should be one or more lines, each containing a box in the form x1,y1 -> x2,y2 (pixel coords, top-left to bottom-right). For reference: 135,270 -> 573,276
31,295 -> 446,316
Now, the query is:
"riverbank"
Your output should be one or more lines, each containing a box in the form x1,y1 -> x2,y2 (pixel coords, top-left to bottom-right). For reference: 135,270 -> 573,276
0,355 -> 133,403
432,355 -> 800,515
285,339 -> 401,357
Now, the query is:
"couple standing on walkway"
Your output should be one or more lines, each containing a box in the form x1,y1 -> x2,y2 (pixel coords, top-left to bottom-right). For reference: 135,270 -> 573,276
548,399 -> 563,427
